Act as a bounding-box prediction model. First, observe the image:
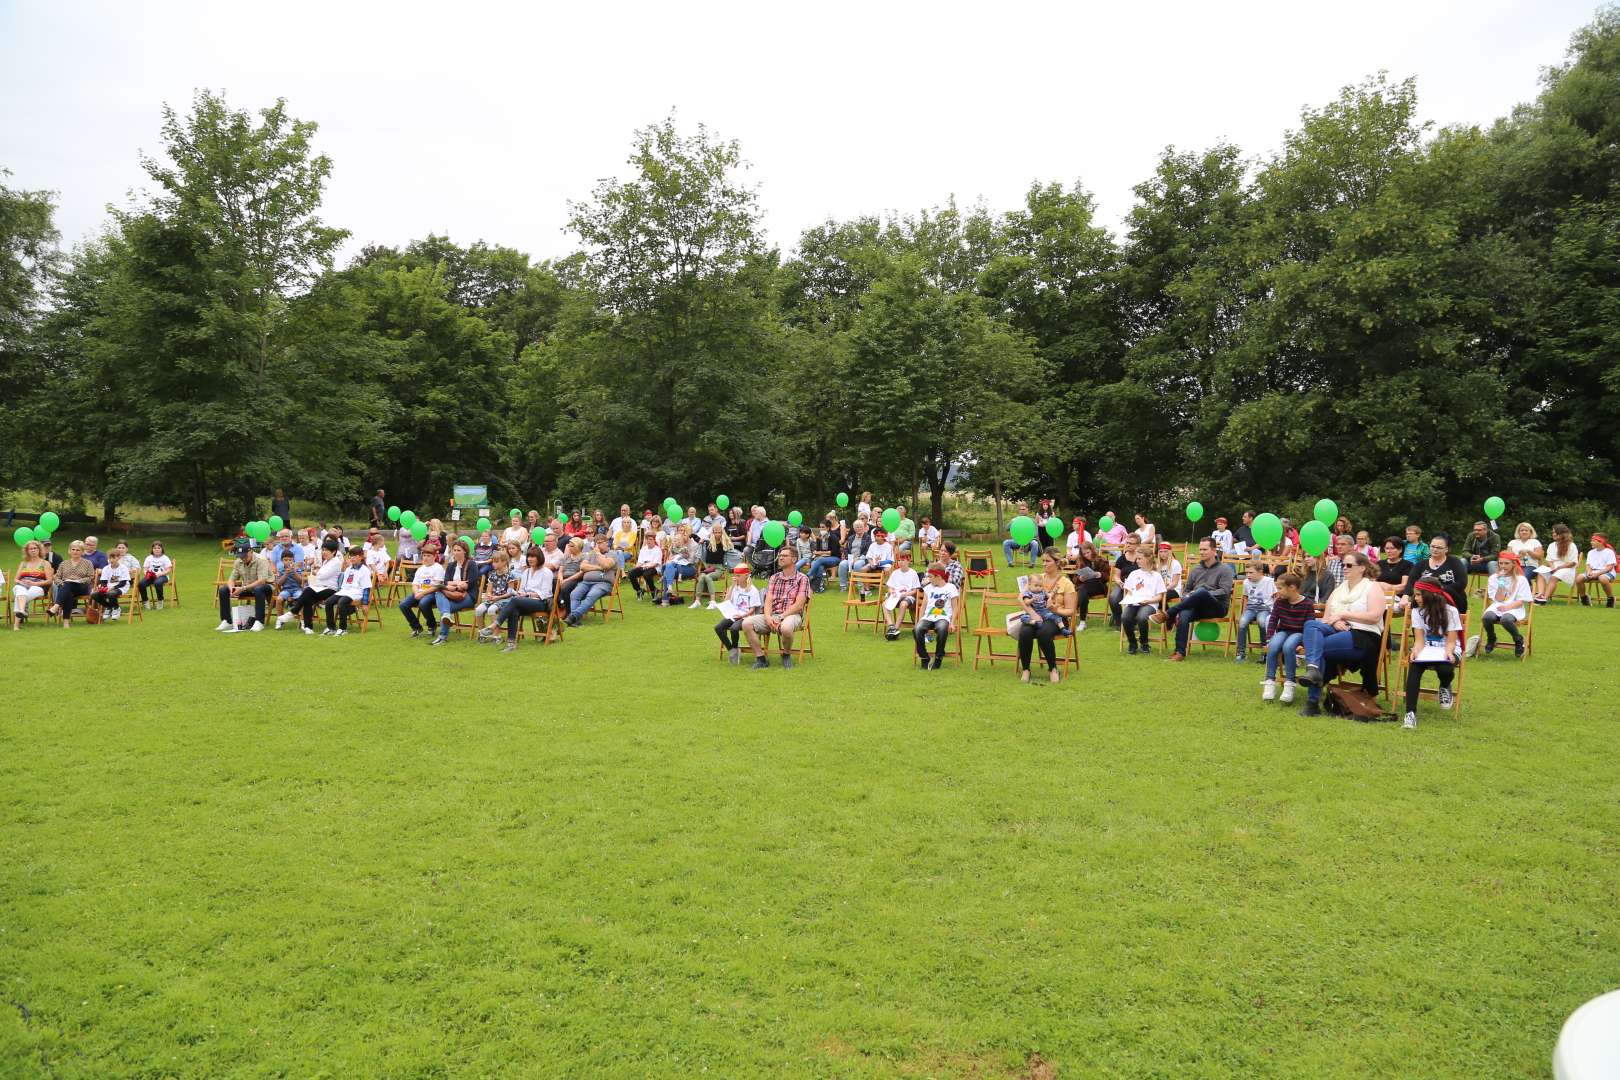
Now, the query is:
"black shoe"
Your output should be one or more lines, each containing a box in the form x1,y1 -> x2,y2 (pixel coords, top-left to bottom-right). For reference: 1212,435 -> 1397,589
1140,646 -> 1152,656
1514,643 -> 1525,658
751,657 -> 769,670
1302,664 -> 1324,687
1299,700 -> 1321,717
1581,595 -> 1591,606
1609,597 -> 1615,608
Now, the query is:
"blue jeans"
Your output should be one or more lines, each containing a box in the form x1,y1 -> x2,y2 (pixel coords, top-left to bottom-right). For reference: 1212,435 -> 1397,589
1264,631 -> 1303,680
569,579 -> 612,619
809,555 -> 841,590
399,593 -> 438,632
1301,619 -> 1371,703
660,562 -> 696,598
1003,538 -> 1041,566
432,592 -> 476,637
1235,608 -> 1267,653
1166,587 -> 1229,654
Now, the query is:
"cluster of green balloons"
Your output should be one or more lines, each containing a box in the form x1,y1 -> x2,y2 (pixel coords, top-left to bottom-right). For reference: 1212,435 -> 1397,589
836,492 -> 850,508
13,509 -> 64,547
242,520 -> 273,541
662,497 -> 682,520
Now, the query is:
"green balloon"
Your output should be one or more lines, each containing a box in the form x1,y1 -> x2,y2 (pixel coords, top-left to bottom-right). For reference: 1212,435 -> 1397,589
476,517 -> 493,534
1098,515 -> 1115,533
1300,519 -> 1331,557
34,528 -> 52,544
762,521 -> 786,548
400,510 -> 418,528
531,527 -> 546,545
1251,513 -> 1283,550
410,522 -> 428,541
509,507 -> 522,519
38,511 -> 60,533
716,494 -> 730,511
787,510 -> 803,527
836,492 -> 850,508
1312,499 -> 1338,528
13,526 -> 35,547
1484,496 -> 1505,520
1186,501 -> 1204,523
881,508 -> 901,533
1046,516 -> 1064,539
1194,621 -> 1221,643
1010,515 -> 1037,546
267,515 -> 284,533
387,505 -> 401,522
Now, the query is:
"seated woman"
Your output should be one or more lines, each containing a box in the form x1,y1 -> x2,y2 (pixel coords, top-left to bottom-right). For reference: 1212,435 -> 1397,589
1577,533 -> 1616,607
808,519 -> 842,593
659,524 -> 700,607
287,537 -> 343,633
322,546 -> 373,636
1533,524 -> 1580,602
489,546 -> 555,651
1015,547 -> 1078,683
714,564 -> 762,665
1507,522 -> 1542,576
627,530 -> 663,600
1402,576 -> 1462,730
1118,546 -> 1165,656
473,549 -> 514,632
139,541 -> 173,609
48,540 -> 97,626
1299,551 -> 1386,716
429,539 -> 479,644
11,540 -> 54,629
1374,537 -> 1411,596
1071,541 -> 1110,632
693,522 -> 732,608
1471,552 -> 1532,656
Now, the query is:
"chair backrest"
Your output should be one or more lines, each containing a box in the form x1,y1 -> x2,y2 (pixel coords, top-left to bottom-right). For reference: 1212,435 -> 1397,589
975,590 -> 1025,631
847,571 -> 884,596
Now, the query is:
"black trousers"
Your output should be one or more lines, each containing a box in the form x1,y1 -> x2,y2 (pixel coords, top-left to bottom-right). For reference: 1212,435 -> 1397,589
1404,660 -> 1454,715
325,594 -> 357,630
1018,618 -> 1062,670
296,588 -> 335,629
715,617 -> 745,649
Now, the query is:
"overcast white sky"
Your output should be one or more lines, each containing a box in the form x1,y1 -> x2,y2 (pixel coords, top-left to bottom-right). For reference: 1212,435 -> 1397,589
0,0 -> 1599,264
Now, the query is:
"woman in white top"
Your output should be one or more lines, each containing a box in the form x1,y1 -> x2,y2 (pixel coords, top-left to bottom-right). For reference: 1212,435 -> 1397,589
493,546 -> 554,652
500,511 -> 530,551
1472,551 -> 1532,656
1299,551 -> 1386,716
1577,533 -> 1616,607
627,530 -> 663,600
285,537 -> 344,633
1533,524 -> 1580,602
139,541 -> 174,608
1506,522 -> 1542,574
1134,513 -> 1157,548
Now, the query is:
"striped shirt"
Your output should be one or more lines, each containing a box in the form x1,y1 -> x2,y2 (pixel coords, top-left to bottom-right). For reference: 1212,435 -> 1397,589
1266,597 -> 1317,638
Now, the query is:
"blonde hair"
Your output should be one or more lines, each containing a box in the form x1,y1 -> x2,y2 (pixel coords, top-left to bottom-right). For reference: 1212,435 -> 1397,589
1514,521 -> 1537,540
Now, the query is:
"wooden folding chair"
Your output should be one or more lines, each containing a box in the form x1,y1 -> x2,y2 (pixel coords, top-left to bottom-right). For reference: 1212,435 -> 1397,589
112,585 -> 143,624
214,558 -> 235,590
971,591 -> 1025,670
961,548 -> 997,594
351,585 -> 384,634
528,589 -> 565,645
594,568 -> 626,622
1395,611 -> 1468,717
1328,608 -> 1393,704
842,571 -> 884,632
1118,602 -> 1168,654
167,558 -> 181,608
383,560 -> 418,605
762,600 -> 814,662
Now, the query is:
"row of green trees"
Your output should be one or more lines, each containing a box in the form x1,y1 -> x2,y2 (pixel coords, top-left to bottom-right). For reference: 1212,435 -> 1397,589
3,10 -> 1618,535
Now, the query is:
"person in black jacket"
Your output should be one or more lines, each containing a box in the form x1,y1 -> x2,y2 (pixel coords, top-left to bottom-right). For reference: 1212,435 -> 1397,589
1400,533 -> 1470,614
1465,521 -> 1499,580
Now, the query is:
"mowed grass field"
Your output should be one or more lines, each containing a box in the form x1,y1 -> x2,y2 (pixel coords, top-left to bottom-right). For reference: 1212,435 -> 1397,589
1,538 -> 1615,1078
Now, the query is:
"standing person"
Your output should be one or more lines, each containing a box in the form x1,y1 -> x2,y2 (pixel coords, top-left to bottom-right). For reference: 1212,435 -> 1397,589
714,564 -> 762,665
881,548 -> 921,640
1402,577 -> 1462,730
913,563 -> 960,670
271,487 -> 292,530
369,489 -> 386,529
284,537 -> 342,633
563,536 -> 618,626
490,546 -> 555,652
1233,561 -> 1276,663
1153,538 -> 1235,662
1469,552 -> 1532,657
11,541 -> 53,628
1533,524 -> 1580,603
139,541 -> 173,609
1298,552 -> 1386,716
741,548 -> 810,669
215,539 -> 273,633
1014,548 -> 1077,683
1577,533 -> 1616,607
322,546 -> 373,636
429,539 -> 479,645
1261,573 -> 1315,703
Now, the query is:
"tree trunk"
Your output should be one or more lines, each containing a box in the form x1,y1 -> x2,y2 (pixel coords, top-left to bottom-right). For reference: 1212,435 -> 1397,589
994,480 -> 1004,537
101,497 -> 118,528
1055,461 -> 1072,520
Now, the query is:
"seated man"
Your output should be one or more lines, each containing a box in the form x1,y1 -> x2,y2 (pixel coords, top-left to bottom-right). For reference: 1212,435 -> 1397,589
1464,520 -> 1499,582
1152,537 -> 1235,661
216,539 -> 274,632
1001,502 -> 1041,567
836,518 -> 872,593
742,547 -> 810,669
564,535 -> 618,626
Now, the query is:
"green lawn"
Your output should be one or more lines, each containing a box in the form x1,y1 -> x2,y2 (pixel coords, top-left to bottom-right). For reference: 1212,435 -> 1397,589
1,539 -> 1613,1078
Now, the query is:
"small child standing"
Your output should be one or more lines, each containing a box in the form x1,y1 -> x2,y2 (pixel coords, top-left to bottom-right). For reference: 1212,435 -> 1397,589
883,550 -> 921,640
1262,573 -> 1316,703
1234,562 -> 1276,662
714,565 -> 762,664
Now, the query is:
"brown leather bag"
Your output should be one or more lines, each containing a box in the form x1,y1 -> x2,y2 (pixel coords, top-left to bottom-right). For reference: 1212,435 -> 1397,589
1326,684 -> 1389,722
85,601 -> 102,625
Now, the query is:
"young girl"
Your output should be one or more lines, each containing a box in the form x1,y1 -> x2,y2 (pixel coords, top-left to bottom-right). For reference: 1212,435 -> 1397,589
1533,524 -> 1579,603
694,522 -> 733,607
1156,543 -> 1182,607
1474,552 -> 1532,656
1262,573 -> 1316,703
1403,577 -> 1462,730
139,541 -> 173,609
11,540 -> 53,629
474,549 -> 514,633
1119,547 -> 1165,656
1354,530 -> 1378,561
714,565 -> 762,664
882,549 -> 921,640
627,531 -> 663,599
1577,533 -> 1616,607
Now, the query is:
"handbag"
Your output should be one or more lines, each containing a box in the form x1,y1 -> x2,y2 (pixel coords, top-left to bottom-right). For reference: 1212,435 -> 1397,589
85,602 -> 102,625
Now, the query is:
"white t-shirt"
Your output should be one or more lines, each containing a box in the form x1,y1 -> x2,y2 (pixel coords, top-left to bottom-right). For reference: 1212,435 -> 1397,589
920,525 -> 940,547
515,565 -> 553,599
1159,559 -> 1183,594
1065,531 -> 1085,558
1410,604 -> 1462,663
1508,537 -> 1541,567
396,528 -> 420,561
1485,573 -> 1532,617
1211,528 -> 1234,553
726,582 -> 762,613
364,544 -> 391,580
313,554 -> 345,591
98,562 -> 132,590
1122,568 -> 1165,607
143,554 -> 173,576
919,580 -> 959,624
865,541 -> 894,565
1135,525 -> 1155,545
634,545 -> 663,569
1588,547 -> 1616,575
857,501 -> 872,518
1545,542 -> 1580,570
502,525 -> 529,547
337,564 -> 373,601
410,562 -> 445,594
885,567 -> 920,596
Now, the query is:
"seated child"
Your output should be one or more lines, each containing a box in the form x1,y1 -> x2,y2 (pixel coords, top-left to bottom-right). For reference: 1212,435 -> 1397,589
1234,561 -> 1275,662
714,565 -> 762,664
1262,572 -> 1315,702
914,563 -> 959,669
1119,548 -> 1165,655
883,550 -> 920,640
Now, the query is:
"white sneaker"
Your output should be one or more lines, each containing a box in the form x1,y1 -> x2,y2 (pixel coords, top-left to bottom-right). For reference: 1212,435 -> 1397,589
706,601 -> 721,611
1074,620 -> 1086,633
302,626 -> 314,635
1437,688 -> 1453,710
1280,680 -> 1297,704
222,625 -> 242,634
156,601 -> 164,610
249,621 -> 263,632
107,608 -> 119,621
1464,634 -> 1480,658
688,600 -> 701,609
1403,712 -> 1417,730
321,628 -> 335,636
1262,680 -> 1276,701
333,629 -> 346,637
216,620 -> 232,632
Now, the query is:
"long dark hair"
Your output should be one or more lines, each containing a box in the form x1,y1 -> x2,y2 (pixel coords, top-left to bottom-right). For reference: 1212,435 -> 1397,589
1414,575 -> 1452,633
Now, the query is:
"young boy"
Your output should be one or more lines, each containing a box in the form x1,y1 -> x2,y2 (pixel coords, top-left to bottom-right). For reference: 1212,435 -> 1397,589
1233,561 -> 1276,662
1578,533 -> 1616,607
1119,548 -> 1165,655
93,554 -> 133,620
1211,517 -> 1235,554
275,549 -> 305,614
324,546 -> 373,636
914,563 -> 959,669
883,550 -> 921,640
1402,524 -> 1429,566
1262,572 -> 1316,702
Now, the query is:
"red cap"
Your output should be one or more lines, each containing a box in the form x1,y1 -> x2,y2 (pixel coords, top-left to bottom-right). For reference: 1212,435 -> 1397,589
928,565 -> 948,578
731,565 -> 751,575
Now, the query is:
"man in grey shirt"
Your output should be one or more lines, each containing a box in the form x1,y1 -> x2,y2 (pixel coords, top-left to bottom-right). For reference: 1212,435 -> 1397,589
1153,537 -> 1235,661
